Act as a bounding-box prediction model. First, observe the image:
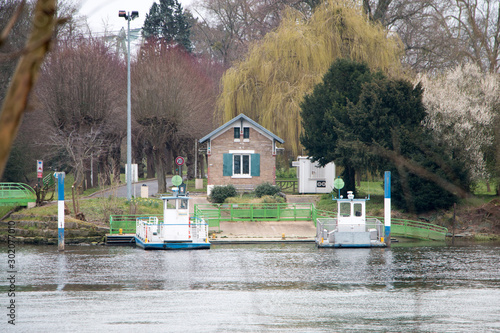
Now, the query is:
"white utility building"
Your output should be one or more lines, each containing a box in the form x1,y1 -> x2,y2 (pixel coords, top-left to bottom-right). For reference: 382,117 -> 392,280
292,156 -> 335,194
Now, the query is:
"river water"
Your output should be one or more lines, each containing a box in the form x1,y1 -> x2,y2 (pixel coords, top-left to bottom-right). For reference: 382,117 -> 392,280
1,241 -> 500,332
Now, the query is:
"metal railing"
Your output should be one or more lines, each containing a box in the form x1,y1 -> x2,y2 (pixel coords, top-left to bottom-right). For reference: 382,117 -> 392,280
0,183 -> 36,206
193,203 -> 315,231
192,204 -> 448,241
110,207 -> 448,241
316,218 -> 384,241
109,214 -> 162,234
372,217 -> 448,241
135,217 -> 209,242
110,214 -> 209,238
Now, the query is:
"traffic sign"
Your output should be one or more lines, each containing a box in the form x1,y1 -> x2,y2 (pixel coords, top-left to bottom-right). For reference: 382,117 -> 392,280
175,156 -> 185,166
37,160 -> 43,178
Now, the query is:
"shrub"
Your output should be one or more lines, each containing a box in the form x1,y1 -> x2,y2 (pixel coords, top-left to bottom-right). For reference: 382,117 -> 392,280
260,195 -> 285,204
209,185 -> 237,203
254,182 -> 281,198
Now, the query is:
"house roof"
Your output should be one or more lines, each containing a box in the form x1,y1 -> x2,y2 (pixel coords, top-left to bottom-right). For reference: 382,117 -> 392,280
199,113 -> 284,144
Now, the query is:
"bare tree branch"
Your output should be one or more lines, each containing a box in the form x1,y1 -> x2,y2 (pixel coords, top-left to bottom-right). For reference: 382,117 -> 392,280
0,0 -> 57,178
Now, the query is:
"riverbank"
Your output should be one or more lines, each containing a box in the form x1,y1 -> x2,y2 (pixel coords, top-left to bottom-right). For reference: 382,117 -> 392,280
0,214 -> 109,245
1,194 -> 499,244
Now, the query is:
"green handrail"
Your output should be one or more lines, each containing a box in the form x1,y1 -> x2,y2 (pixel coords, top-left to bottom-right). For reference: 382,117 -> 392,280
0,183 -> 36,206
372,217 -> 448,241
192,203 -> 448,241
109,214 -> 163,234
110,204 -> 448,240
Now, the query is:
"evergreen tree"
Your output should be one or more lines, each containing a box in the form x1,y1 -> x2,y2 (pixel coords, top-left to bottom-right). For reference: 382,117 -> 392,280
300,59 -> 378,196
142,0 -> 192,52
301,58 -> 469,213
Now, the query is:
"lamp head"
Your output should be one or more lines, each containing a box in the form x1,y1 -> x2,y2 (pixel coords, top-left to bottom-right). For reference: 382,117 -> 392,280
119,10 -> 139,20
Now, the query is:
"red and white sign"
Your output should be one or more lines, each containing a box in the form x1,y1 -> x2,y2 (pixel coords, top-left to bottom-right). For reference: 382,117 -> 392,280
37,160 -> 43,178
175,156 -> 185,166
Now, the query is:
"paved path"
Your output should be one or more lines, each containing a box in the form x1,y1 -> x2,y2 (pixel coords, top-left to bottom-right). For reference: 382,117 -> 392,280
89,178 -> 172,198
215,221 -> 316,241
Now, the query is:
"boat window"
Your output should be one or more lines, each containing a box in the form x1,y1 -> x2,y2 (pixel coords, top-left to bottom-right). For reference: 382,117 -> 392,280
180,199 -> 188,209
165,199 -> 175,209
354,203 -> 362,217
339,202 -> 351,216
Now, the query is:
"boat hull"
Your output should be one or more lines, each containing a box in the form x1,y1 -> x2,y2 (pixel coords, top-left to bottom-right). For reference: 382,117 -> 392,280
316,241 -> 386,248
135,237 -> 210,250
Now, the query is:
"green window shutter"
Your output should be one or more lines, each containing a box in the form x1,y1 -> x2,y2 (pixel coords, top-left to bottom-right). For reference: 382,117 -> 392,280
251,154 -> 260,176
223,153 -> 233,176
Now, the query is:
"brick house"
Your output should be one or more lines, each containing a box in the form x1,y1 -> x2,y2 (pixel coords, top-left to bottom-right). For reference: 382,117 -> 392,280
199,114 -> 284,195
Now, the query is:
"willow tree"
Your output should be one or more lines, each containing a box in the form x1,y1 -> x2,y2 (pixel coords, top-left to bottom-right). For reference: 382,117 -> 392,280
216,0 -> 402,156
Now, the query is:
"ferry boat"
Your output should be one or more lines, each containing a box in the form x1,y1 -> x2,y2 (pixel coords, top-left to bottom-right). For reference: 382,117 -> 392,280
135,191 -> 210,250
316,191 -> 386,248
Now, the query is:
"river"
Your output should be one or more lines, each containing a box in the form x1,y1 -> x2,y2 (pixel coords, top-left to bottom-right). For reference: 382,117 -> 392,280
1,241 -> 499,332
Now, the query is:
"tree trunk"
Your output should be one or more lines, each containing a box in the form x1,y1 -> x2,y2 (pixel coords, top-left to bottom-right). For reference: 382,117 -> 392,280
341,163 -> 356,197
146,145 -> 155,179
155,147 -> 167,193
134,142 -> 144,179
197,151 -> 205,179
110,143 -> 121,184
166,146 -> 174,175
98,152 -> 111,186
186,140 -> 195,180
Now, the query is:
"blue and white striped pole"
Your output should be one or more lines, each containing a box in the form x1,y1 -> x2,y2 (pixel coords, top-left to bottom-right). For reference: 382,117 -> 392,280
384,171 -> 391,246
55,172 -> 65,251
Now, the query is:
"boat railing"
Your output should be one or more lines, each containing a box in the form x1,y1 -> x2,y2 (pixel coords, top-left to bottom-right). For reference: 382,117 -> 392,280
316,218 -> 384,240
136,218 -> 209,241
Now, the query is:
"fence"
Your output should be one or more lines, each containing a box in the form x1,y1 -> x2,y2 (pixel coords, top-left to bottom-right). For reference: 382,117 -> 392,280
0,183 -> 36,206
378,217 -> 448,241
110,206 -> 448,241
109,214 -> 162,235
275,180 -> 297,193
316,218 -> 384,241
193,203 -> 315,231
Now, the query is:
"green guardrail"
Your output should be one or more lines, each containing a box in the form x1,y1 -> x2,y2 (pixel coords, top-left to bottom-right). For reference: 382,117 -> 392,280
43,173 -> 55,188
109,214 -> 163,235
109,214 -> 211,235
194,203 -> 315,231
110,205 -> 448,241
0,183 -> 36,207
372,217 -> 448,241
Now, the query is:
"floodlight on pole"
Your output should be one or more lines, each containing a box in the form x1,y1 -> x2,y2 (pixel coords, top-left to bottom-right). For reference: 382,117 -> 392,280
119,10 -> 138,201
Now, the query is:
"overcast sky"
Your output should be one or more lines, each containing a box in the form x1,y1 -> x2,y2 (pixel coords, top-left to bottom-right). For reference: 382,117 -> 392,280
78,0 -> 195,36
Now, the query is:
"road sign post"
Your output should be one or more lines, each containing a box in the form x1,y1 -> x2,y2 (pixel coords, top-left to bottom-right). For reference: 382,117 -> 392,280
175,156 -> 185,176
37,160 -> 43,179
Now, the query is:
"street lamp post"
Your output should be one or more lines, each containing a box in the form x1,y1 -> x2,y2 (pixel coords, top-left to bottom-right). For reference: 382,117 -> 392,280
119,10 -> 138,201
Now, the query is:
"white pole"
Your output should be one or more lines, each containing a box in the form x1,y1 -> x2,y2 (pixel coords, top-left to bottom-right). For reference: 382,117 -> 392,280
55,172 -> 65,251
384,171 -> 391,246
